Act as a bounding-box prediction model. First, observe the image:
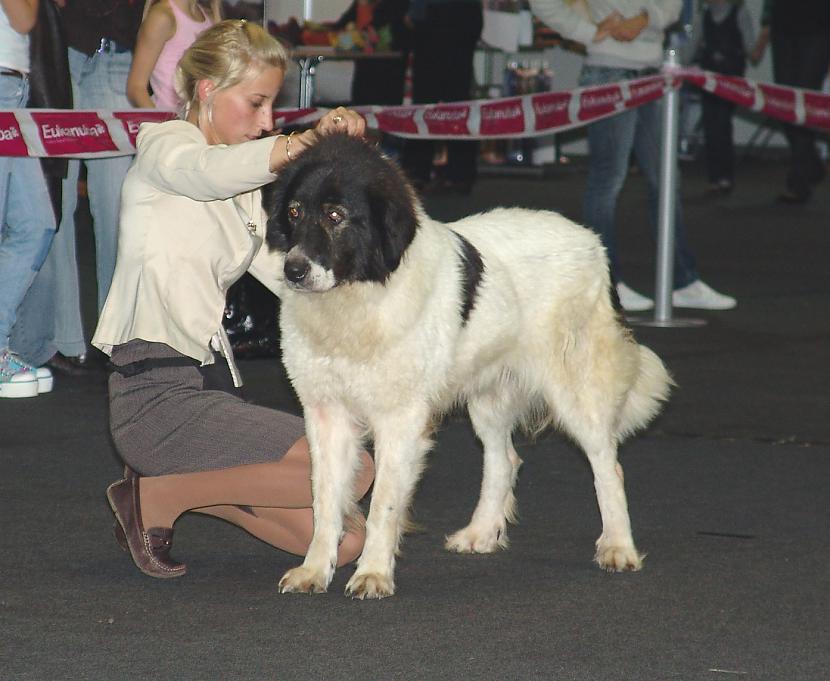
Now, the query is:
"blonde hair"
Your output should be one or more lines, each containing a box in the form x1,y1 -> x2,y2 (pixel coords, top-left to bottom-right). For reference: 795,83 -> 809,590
175,19 -> 289,117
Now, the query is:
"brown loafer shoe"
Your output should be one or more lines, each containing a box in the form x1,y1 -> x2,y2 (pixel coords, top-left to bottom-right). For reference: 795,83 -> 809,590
114,520 -> 128,552
113,464 -> 135,552
106,475 -> 186,578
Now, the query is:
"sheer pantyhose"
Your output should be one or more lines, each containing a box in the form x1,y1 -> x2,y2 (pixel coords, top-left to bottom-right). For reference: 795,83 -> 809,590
138,438 -> 374,566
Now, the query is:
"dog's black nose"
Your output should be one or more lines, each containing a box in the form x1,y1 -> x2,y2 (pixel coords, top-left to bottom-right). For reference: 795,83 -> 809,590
285,258 -> 310,283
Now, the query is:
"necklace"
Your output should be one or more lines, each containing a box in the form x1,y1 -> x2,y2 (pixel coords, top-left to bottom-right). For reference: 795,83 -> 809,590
244,191 -> 257,235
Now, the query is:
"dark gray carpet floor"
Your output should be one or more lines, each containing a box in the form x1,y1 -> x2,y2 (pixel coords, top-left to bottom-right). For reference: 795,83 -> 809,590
2,153 -> 828,681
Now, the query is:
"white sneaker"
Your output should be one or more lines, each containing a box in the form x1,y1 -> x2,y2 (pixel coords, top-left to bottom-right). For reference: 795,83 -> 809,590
616,282 -> 654,312
673,279 -> 737,310
35,366 -> 54,394
0,349 -> 39,399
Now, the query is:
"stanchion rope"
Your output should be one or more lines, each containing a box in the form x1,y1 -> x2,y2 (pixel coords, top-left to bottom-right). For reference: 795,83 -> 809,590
2,68 -> 827,159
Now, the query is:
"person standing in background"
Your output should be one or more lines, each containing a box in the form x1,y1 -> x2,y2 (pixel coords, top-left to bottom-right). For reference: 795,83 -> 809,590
528,0 -> 737,312
751,0 -> 830,204
10,0 -> 144,376
331,0 -> 411,108
400,0 -> 482,195
0,0 -> 57,397
691,0 -> 756,195
27,0 -> 72,219
126,0 -> 221,110
7,0 -> 75,375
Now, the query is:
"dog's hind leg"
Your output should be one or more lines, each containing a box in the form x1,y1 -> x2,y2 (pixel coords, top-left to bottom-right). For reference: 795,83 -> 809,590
445,389 -> 523,554
543,300 -> 649,571
279,402 -> 363,595
346,408 -> 432,599
583,437 -> 643,571
552,388 -> 644,572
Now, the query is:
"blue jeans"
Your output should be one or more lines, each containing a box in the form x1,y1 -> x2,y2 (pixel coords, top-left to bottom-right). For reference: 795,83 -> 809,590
0,75 -> 56,350
580,65 -> 698,289
11,47 -> 134,364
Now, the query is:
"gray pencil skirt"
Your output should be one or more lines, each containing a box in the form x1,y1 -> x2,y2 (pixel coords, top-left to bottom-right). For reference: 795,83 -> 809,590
107,340 -> 305,476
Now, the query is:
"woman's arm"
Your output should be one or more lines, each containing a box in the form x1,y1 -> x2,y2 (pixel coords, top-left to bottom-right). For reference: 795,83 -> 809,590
127,2 -> 176,108
136,121 -> 279,200
267,107 -> 366,173
737,4 -> 757,62
208,0 -> 222,22
609,10 -> 648,42
137,108 -> 366,199
606,2 -> 681,44
749,26 -> 769,66
749,0 -> 772,65
635,1 -> 681,32
0,0 -> 39,33
528,0 -> 601,47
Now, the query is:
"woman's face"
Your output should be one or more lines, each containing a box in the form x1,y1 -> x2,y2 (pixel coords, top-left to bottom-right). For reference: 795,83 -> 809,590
200,65 -> 285,145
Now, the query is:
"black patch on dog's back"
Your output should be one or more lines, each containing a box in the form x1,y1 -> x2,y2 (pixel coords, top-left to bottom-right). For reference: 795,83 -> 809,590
454,232 -> 484,325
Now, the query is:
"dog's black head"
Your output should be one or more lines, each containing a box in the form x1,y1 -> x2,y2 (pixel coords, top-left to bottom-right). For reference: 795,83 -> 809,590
263,133 -> 418,292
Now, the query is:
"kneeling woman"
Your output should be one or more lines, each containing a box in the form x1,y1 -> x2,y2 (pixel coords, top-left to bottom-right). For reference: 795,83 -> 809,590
93,20 -> 371,578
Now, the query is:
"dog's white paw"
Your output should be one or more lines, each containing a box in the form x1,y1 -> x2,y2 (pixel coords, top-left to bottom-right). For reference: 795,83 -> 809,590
278,566 -> 330,594
595,544 -> 644,572
345,571 -> 395,599
444,524 -> 507,554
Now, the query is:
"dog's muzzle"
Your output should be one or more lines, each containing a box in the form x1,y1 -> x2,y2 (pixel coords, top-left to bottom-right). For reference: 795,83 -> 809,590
284,255 -> 310,285
283,248 -> 336,292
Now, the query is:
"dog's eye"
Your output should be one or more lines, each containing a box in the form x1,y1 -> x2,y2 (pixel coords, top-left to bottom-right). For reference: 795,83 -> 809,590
327,210 -> 343,225
287,202 -> 301,221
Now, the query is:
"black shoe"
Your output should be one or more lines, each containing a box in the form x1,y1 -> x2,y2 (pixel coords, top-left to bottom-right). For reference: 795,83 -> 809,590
777,190 -> 810,205
808,163 -> 826,186
706,179 -> 733,196
46,351 -> 103,376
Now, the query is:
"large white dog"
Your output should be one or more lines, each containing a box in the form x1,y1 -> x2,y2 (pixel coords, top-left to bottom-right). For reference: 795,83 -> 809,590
263,134 -> 672,599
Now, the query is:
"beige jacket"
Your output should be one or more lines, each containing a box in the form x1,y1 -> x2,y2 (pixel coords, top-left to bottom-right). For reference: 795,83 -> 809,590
92,119 -> 286,365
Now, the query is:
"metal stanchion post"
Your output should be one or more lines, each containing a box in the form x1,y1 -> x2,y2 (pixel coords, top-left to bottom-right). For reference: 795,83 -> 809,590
297,56 -> 320,110
654,48 -> 679,321
630,48 -> 705,329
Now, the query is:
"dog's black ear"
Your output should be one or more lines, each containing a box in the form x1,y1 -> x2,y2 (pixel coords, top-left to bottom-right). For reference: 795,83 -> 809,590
366,164 -> 419,274
260,180 -> 279,220
263,160 -> 302,252
262,180 -> 286,251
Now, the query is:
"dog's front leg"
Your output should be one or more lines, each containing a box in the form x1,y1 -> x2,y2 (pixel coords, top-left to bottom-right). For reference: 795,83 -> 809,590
279,402 -> 361,594
345,411 -> 432,599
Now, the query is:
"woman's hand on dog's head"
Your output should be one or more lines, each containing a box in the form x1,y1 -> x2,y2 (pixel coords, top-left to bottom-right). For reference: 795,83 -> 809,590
315,106 -> 366,138
269,107 -> 365,171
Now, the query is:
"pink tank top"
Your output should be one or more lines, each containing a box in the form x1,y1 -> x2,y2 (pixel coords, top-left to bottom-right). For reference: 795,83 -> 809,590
150,1 -> 214,110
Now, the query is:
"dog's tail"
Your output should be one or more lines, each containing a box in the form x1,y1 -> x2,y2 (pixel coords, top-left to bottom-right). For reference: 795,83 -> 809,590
616,344 -> 674,441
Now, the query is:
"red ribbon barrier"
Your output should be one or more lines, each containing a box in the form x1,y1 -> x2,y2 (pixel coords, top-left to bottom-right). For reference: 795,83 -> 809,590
2,69 -> 828,158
